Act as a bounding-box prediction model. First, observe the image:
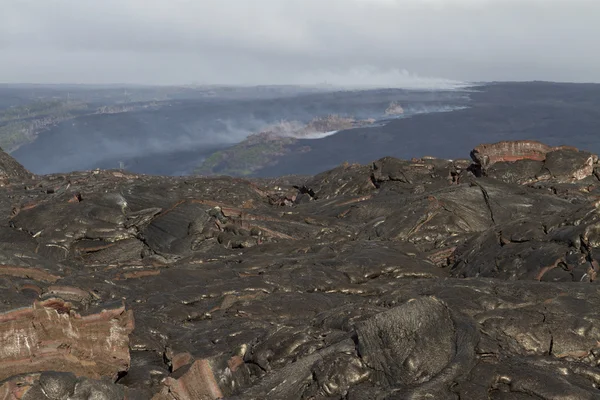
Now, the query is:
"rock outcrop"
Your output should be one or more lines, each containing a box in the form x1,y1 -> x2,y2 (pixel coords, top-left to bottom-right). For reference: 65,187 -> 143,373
471,140 -> 598,185
0,299 -> 134,381
3,141 -> 600,398
0,146 -> 32,185
471,140 -> 557,166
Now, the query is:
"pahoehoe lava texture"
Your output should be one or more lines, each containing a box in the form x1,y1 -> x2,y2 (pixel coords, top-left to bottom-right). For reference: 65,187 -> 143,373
4,139 -> 600,399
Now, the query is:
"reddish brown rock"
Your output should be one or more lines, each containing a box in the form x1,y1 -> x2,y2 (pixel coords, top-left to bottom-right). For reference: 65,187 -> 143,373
164,348 -> 195,372
475,141 -> 599,183
471,140 -> 552,167
152,359 -> 223,400
115,269 -> 162,280
0,265 -> 60,283
0,374 -> 39,400
0,299 -> 134,381
470,140 -> 580,168
152,352 -> 255,400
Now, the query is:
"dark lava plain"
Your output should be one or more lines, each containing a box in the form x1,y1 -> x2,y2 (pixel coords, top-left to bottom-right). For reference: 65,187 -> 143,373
3,137 -> 600,399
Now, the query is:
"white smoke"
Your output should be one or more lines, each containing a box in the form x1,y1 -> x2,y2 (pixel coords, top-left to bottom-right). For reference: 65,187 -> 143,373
295,67 -> 469,90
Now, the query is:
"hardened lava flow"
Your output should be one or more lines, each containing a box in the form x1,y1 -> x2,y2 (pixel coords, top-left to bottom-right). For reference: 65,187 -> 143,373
2,140 -> 600,399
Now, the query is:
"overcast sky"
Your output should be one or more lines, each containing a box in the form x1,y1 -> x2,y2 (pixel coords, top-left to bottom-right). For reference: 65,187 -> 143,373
1,0 -> 599,87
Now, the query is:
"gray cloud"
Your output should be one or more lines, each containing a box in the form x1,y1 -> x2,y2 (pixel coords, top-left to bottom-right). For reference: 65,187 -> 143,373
1,0 -> 599,86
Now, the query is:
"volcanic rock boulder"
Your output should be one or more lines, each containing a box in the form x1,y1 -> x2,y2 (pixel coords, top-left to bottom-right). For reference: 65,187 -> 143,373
231,338 -> 362,399
542,148 -> 597,181
471,140 -> 557,168
357,297 -> 455,386
0,146 -> 32,185
356,297 -> 478,397
10,191 -> 138,262
0,299 -> 134,381
152,359 -> 225,400
471,140 -> 598,184
140,201 -> 213,258
377,279 -> 600,398
485,158 -> 545,184
0,371 -> 147,400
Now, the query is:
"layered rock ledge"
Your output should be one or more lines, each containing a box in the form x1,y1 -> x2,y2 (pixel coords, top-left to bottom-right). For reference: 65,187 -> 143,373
2,141 -> 600,399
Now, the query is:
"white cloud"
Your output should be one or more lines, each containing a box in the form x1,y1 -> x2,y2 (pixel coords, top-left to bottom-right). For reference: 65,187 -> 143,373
1,0 -> 599,85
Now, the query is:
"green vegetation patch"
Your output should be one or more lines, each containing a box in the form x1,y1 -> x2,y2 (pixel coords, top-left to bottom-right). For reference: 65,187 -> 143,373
196,136 -> 297,176
0,100 -> 88,152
